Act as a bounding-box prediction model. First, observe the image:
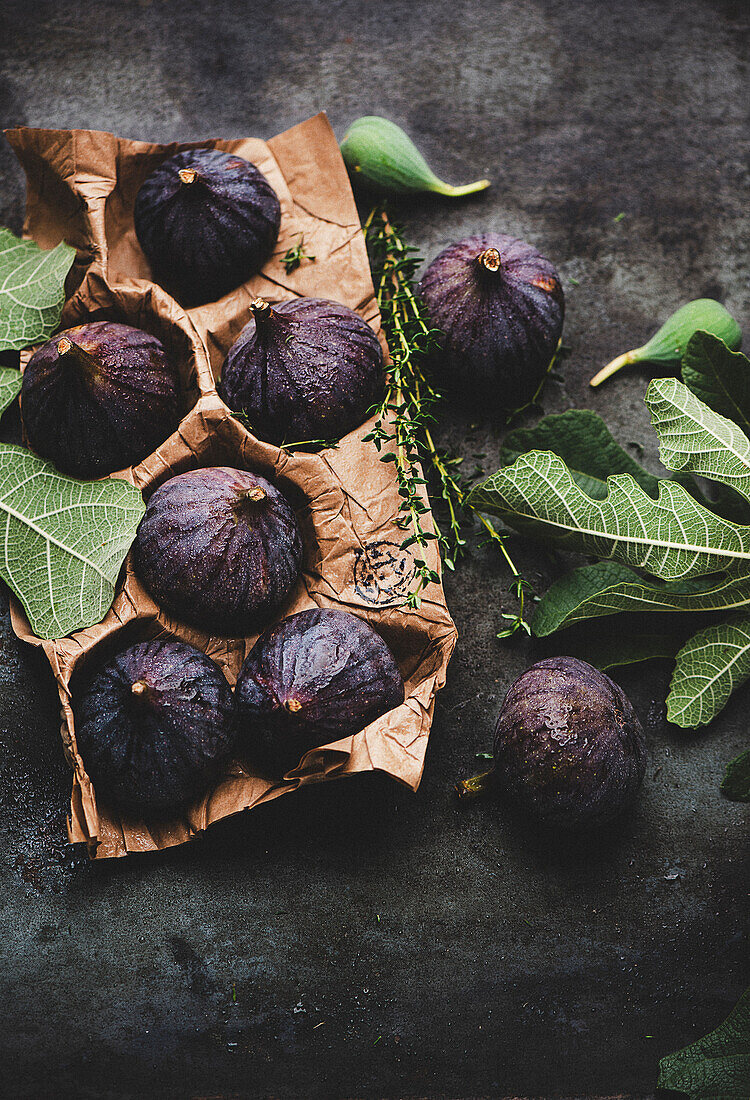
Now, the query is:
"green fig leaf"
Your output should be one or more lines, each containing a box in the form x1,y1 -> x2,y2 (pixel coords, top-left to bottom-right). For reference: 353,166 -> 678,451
0,444 -> 145,639
500,410 -> 662,499
720,749 -> 750,802
467,451 -> 750,583
681,331 -> 750,438
532,561 -> 750,636
0,368 -> 22,417
647,377 -> 750,504
0,228 -> 76,352
657,985 -> 750,1099
667,614 -> 750,727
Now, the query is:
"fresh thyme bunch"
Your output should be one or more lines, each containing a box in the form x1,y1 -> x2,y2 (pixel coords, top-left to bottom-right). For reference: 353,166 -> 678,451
363,206 -> 532,634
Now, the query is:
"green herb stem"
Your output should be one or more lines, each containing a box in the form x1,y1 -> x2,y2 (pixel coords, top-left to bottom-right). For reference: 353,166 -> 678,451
364,205 -> 532,630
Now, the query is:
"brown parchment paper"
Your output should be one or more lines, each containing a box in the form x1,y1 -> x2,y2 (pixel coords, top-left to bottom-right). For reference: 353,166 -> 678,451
4,113 -> 457,859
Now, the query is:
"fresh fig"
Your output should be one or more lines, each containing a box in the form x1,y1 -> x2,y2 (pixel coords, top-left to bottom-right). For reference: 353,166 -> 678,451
21,321 -> 181,479
218,297 -> 385,444
76,639 -> 236,813
134,148 -> 281,306
234,607 -> 405,775
134,466 -> 302,636
418,233 -> 564,410
458,657 -> 646,828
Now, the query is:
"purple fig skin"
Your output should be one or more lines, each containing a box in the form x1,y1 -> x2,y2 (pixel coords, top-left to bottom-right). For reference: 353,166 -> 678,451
76,639 -> 236,814
21,321 -> 181,479
134,148 -> 281,306
134,466 -> 302,636
235,607 -> 405,775
491,657 -> 646,828
418,233 -> 564,410
218,297 -> 385,445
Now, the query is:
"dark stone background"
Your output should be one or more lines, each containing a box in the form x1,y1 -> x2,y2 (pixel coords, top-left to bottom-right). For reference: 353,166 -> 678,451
0,1 -> 748,1097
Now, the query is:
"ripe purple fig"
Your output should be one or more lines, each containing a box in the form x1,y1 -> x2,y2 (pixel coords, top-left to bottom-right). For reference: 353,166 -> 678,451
418,233 -> 564,409
218,297 -> 385,444
134,148 -> 281,306
21,321 -> 181,478
134,466 -> 302,636
234,608 -> 405,774
76,639 -> 236,813
458,657 -> 646,828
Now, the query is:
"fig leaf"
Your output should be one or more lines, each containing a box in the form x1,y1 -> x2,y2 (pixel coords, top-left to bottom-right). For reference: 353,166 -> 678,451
500,409 -> 662,500
0,444 -> 144,639
657,985 -> 750,1099
648,377 -> 750,504
533,561 -> 750,637
667,615 -> 750,728
721,748 -> 750,802
681,330 -> 750,438
0,228 -> 76,351
0,368 -> 22,416
470,365 -> 750,726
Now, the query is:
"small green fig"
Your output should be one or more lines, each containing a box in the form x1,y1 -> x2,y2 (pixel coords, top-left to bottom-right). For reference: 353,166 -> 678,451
590,299 -> 742,387
340,116 -> 490,198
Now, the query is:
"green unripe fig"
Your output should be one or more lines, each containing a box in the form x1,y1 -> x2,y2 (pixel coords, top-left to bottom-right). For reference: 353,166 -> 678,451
340,116 -> 490,198
590,299 -> 742,387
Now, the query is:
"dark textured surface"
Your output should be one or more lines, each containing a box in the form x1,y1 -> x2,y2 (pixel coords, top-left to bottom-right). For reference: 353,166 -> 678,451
0,1 -> 748,1097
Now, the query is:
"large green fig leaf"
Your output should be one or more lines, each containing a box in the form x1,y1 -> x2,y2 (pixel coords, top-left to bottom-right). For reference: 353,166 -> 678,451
657,985 -> 750,1099
467,451 -> 750,582
721,749 -> 750,802
0,444 -> 145,639
500,409 -> 663,500
666,614 -> 750,727
0,368 -> 22,417
681,330 -> 750,438
0,228 -> 76,352
533,561 -> 750,636
647,377 -> 750,503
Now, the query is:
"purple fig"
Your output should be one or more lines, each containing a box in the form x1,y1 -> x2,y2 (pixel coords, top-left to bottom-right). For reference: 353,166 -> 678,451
418,233 -> 564,409
234,607 -> 405,774
134,148 -> 281,306
458,657 -> 646,828
218,297 -> 385,444
21,321 -> 181,478
134,466 -> 302,636
76,639 -> 236,813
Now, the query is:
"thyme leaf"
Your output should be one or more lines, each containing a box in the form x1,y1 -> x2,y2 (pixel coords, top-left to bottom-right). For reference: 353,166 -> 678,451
363,205 -> 532,629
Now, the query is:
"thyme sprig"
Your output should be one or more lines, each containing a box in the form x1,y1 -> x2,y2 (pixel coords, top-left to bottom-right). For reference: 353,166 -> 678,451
281,234 -> 315,274
363,205 -> 532,632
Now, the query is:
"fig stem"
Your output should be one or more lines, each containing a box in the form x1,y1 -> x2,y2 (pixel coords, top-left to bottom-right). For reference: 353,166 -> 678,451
284,699 -> 302,713
477,247 -> 502,274
178,167 -> 198,185
249,297 -> 273,324
131,680 -> 150,697
589,347 -> 644,387
233,485 -> 267,511
56,337 -> 100,376
432,178 -> 491,198
455,768 -> 495,800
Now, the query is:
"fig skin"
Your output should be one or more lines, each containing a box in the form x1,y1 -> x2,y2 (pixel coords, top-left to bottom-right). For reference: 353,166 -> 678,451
234,607 -> 405,775
134,148 -> 281,306
21,321 -> 181,479
418,233 -> 564,410
134,466 -> 302,636
76,639 -> 236,814
469,656 -> 646,828
218,297 -> 385,445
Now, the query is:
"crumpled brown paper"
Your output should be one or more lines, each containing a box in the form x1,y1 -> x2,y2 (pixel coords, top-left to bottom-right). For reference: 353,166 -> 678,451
4,113 -> 457,859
